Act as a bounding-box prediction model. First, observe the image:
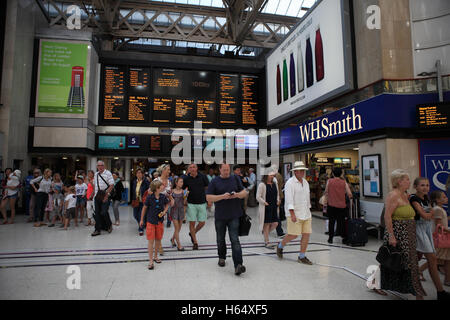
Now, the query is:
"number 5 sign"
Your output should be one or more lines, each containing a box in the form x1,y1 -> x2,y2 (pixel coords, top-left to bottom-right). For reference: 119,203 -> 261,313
128,136 -> 140,149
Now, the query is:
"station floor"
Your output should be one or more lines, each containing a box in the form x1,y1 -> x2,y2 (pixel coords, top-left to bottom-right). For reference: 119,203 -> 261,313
0,205 -> 445,300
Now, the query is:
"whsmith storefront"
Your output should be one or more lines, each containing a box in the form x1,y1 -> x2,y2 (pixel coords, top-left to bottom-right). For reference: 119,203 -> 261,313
280,91 -> 450,225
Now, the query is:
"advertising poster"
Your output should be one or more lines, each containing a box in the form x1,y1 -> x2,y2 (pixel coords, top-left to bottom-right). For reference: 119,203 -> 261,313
37,40 -> 89,114
266,0 -> 353,125
98,136 -> 126,150
362,154 -> 382,198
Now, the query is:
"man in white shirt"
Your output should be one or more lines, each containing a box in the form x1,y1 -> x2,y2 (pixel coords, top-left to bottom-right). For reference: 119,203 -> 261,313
92,160 -> 115,236
276,161 -> 313,265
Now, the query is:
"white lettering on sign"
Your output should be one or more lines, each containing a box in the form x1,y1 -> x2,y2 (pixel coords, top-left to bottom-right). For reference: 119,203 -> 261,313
298,108 -> 363,143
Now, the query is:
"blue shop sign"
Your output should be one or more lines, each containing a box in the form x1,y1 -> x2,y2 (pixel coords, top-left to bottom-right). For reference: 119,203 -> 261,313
281,93 -> 450,150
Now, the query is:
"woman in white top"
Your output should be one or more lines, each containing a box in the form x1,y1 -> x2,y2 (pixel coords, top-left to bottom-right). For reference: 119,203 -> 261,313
31,168 -> 53,227
0,169 -> 21,224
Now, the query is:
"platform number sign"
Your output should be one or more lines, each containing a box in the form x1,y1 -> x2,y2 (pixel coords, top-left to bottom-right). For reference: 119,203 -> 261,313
128,136 -> 140,149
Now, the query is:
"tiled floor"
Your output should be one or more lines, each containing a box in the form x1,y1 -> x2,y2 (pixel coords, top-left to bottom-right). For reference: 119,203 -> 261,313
0,206 -> 445,300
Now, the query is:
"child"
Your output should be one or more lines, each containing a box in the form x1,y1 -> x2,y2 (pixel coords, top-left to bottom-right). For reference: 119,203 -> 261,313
75,175 -> 87,223
140,180 -> 170,270
431,190 -> 450,287
64,186 -> 77,230
170,177 -> 186,251
410,177 -> 450,300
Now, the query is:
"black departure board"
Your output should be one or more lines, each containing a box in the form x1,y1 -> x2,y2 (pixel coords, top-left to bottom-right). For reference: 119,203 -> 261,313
175,98 -> 196,124
417,103 -> 450,129
152,97 -> 173,123
219,74 -> 240,125
128,67 -> 150,122
100,65 -> 261,128
241,75 -> 259,125
150,135 -> 162,152
154,69 -> 183,97
103,66 -> 126,121
196,99 -> 215,125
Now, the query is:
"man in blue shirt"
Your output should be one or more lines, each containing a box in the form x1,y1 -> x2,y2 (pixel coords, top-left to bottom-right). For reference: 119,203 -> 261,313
207,163 -> 248,276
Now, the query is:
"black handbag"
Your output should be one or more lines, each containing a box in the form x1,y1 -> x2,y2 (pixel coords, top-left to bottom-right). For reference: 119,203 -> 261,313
238,212 -> 252,236
376,244 -> 405,272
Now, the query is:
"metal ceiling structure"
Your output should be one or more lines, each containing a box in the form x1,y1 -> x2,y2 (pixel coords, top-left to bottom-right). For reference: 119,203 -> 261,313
35,0 -> 317,54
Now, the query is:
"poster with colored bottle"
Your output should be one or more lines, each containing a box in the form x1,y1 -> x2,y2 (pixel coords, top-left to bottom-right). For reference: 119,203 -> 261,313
36,40 -> 90,115
282,58 -> 289,101
98,136 -> 126,150
315,27 -> 325,82
266,0 -> 353,125
297,43 -> 304,93
289,52 -> 296,98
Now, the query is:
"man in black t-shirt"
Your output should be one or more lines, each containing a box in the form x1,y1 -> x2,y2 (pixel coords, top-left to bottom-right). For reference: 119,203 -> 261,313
182,163 -> 209,250
207,163 -> 248,276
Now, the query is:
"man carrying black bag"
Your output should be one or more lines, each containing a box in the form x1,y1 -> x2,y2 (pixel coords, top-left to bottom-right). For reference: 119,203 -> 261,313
91,161 -> 115,237
207,163 -> 248,276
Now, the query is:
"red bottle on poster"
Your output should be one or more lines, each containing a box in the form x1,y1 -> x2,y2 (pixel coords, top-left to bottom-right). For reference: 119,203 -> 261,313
315,27 -> 324,82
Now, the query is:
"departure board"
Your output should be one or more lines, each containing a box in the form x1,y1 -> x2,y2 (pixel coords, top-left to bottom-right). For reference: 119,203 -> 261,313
103,66 -> 126,121
150,135 -> 162,152
154,69 -> 183,97
196,100 -> 215,125
152,97 -> 173,123
175,99 -> 196,124
189,71 -> 216,99
128,67 -> 150,122
219,74 -> 240,125
417,104 -> 450,129
241,75 -> 259,125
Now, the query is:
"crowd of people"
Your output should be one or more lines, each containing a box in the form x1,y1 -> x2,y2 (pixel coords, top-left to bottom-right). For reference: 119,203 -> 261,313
1,160 -> 449,298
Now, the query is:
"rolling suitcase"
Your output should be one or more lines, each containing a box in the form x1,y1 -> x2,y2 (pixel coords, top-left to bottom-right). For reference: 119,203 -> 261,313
347,198 -> 368,247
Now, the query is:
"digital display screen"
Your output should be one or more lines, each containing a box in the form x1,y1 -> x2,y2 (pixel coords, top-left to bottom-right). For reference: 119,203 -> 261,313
102,66 -> 126,121
241,75 -> 259,125
417,103 -> 450,129
152,97 -> 173,123
205,137 -> 232,152
128,67 -> 150,122
98,136 -> 126,150
175,98 -> 196,125
150,135 -> 162,152
219,74 -> 240,125
235,135 -> 259,149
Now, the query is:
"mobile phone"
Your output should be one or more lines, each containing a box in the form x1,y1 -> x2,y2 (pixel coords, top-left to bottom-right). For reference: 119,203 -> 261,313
230,191 -> 236,196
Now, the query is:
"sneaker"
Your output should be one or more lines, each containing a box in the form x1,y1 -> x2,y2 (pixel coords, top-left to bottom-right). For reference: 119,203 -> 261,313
437,290 -> 450,300
276,246 -> 283,259
218,259 -> 225,267
91,230 -> 101,237
298,257 -> 313,265
235,264 -> 246,275
327,237 -> 333,244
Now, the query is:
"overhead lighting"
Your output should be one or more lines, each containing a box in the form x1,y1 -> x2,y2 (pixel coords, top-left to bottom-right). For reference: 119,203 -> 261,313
75,159 -> 80,162
114,157 -> 119,160
62,157 -> 68,160
353,148 -> 359,151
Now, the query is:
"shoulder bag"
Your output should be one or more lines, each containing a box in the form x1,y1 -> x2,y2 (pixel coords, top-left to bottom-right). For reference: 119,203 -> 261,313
95,173 -> 110,202
433,224 -> 450,249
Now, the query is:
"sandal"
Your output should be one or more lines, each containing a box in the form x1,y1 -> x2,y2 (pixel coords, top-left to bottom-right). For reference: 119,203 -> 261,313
154,258 -> 162,264
171,238 -> 176,247
177,247 -> 185,251
264,243 -> 274,249
373,289 -> 388,296
148,263 -> 154,270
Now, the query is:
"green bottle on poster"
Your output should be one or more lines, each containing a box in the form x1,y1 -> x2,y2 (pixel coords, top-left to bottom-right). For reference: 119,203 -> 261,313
283,57 -> 289,101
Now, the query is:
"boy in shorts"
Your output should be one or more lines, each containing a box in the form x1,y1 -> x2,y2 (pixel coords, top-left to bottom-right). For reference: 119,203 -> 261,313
140,180 -> 172,270
64,186 -> 77,230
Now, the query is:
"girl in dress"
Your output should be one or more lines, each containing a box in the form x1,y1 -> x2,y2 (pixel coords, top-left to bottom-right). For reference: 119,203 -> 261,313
170,177 -> 186,251
430,190 -> 450,287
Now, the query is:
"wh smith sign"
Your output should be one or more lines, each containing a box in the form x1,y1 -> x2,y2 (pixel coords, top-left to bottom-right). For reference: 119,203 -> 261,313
419,139 -> 450,194
281,93 -> 449,150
